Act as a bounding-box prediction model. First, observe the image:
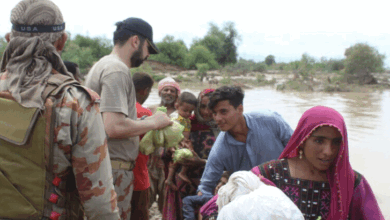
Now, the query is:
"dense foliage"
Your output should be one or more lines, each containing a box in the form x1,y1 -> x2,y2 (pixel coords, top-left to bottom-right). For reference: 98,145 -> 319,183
0,30 -> 386,85
344,43 -> 385,74
61,33 -> 112,74
265,55 -> 275,66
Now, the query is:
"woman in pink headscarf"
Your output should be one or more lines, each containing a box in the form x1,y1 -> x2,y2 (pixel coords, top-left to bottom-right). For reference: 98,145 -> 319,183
251,106 -> 384,219
200,105 -> 384,220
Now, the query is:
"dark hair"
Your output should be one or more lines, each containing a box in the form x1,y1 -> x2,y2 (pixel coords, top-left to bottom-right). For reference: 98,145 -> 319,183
221,171 -> 230,179
178,91 -> 197,107
64,61 -> 82,82
132,72 -> 154,92
63,61 -> 78,75
113,22 -> 145,47
208,86 -> 244,110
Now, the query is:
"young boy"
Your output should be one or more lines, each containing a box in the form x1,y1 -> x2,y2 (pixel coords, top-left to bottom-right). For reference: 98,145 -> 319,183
182,172 -> 230,220
165,91 -> 197,190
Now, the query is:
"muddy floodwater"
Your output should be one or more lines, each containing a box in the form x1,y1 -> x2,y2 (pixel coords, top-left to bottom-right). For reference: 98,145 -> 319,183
144,87 -> 390,218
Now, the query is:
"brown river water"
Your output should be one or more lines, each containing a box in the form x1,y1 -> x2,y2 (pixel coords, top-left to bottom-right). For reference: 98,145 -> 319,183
144,87 -> 390,217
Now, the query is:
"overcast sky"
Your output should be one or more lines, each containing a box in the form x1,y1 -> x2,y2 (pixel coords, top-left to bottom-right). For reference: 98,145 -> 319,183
1,0 -> 389,67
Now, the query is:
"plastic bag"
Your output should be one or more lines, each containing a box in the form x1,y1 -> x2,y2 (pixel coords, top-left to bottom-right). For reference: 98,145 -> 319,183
217,171 -> 304,220
217,171 -> 261,211
173,148 -> 193,163
139,106 -> 184,155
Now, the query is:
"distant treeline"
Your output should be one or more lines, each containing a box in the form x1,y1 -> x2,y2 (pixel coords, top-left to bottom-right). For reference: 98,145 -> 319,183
0,22 -> 386,81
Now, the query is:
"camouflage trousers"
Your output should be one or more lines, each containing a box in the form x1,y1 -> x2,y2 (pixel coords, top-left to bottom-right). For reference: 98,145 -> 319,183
112,169 -> 134,220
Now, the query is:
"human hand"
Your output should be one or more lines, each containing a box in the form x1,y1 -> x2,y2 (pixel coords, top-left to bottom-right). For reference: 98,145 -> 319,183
166,147 -> 176,158
180,138 -> 193,150
152,111 -> 173,130
197,191 -> 203,196
177,150 -> 205,167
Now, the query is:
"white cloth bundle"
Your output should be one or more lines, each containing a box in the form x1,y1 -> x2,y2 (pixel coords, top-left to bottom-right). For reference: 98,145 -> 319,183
216,171 -> 262,211
217,171 -> 304,220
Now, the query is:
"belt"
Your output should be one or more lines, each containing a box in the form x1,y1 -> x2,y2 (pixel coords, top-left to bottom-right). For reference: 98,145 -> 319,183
111,160 -> 135,171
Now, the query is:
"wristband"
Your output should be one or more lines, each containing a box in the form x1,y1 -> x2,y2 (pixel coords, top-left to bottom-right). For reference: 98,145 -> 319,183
141,115 -> 148,120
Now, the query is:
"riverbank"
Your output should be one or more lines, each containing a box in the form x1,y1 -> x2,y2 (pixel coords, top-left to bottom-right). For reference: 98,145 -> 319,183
150,69 -> 390,93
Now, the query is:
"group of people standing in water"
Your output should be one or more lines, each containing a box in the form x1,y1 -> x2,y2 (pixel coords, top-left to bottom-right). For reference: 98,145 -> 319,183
155,83 -> 384,220
0,0 -> 385,219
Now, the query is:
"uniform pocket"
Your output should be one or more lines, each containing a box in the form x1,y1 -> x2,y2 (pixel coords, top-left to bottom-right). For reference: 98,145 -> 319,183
0,171 -> 39,218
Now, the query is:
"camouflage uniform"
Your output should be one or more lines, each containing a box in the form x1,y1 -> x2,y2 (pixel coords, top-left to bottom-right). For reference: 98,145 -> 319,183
51,85 -> 120,219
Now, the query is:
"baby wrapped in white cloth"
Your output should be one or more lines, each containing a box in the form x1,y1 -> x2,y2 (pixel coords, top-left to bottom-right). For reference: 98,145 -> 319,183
216,171 -> 304,220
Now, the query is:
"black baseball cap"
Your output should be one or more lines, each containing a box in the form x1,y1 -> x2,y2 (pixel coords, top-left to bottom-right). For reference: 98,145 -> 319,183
118,17 -> 159,54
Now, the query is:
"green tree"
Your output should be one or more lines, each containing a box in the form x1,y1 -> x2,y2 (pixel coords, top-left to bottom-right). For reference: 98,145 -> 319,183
149,35 -> 188,67
265,55 -> 275,66
61,41 -> 95,74
221,21 -> 239,65
298,53 -> 316,80
61,34 -> 112,75
191,21 -> 240,67
196,63 -> 209,82
0,37 -> 7,59
344,43 -> 385,74
185,45 -> 219,70
72,35 -> 112,59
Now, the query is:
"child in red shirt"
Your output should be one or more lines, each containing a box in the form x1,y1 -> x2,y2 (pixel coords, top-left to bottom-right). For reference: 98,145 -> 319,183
130,72 -> 154,220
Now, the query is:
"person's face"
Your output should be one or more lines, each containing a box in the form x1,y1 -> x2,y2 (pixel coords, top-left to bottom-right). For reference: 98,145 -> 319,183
131,38 -> 150,68
199,96 -> 212,121
176,102 -> 195,119
138,87 -> 152,104
160,86 -> 178,105
301,126 -> 342,172
214,177 -> 228,195
212,100 -> 243,132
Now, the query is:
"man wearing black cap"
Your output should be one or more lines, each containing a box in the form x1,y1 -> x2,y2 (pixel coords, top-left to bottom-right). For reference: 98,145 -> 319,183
85,17 -> 172,220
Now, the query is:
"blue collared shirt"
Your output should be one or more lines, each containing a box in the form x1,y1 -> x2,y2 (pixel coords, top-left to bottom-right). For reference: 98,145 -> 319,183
198,110 -> 293,195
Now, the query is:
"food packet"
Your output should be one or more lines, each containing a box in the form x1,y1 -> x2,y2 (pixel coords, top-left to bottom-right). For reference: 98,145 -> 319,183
173,148 -> 193,163
139,106 -> 185,155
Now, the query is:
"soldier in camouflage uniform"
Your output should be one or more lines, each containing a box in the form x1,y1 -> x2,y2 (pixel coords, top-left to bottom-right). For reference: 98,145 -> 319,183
0,0 -> 120,219
85,18 -> 172,219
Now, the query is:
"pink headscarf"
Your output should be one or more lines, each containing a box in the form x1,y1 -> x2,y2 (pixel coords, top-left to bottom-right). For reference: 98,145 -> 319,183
158,77 -> 181,95
278,106 -> 354,220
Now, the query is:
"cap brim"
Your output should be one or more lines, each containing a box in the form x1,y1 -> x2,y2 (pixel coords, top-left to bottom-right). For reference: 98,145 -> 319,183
147,39 -> 159,54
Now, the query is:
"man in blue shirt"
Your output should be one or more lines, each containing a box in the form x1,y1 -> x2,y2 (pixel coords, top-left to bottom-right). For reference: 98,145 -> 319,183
197,86 -> 293,196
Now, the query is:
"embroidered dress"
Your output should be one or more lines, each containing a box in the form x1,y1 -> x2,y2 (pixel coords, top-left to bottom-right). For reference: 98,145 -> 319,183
162,115 -> 216,220
200,106 -> 384,220
257,159 -> 331,220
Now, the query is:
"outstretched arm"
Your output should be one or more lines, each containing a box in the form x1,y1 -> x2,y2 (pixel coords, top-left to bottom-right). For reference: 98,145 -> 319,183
197,140 -> 224,195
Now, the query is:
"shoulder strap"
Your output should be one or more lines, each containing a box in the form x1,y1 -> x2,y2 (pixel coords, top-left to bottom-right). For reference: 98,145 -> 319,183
42,73 -> 79,100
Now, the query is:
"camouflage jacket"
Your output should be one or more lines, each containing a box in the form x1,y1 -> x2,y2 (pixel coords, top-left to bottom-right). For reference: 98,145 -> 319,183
52,85 -> 120,219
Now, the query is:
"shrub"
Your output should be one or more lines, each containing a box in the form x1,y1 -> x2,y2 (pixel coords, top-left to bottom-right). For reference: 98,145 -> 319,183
253,63 -> 267,72
131,62 -> 153,75
185,45 -> 219,70
149,35 -> 188,68
151,74 -> 165,82
344,43 -> 385,74
330,59 -> 345,72
196,63 -> 210,82
265,55 -> 275,66
220,76 -> 231,85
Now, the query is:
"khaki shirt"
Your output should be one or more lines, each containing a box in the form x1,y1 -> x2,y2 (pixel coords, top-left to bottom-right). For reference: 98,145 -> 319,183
85,54 -> 139,162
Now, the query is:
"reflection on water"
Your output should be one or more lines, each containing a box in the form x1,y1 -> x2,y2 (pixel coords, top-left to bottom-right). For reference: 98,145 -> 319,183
144,87 -> 390,215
